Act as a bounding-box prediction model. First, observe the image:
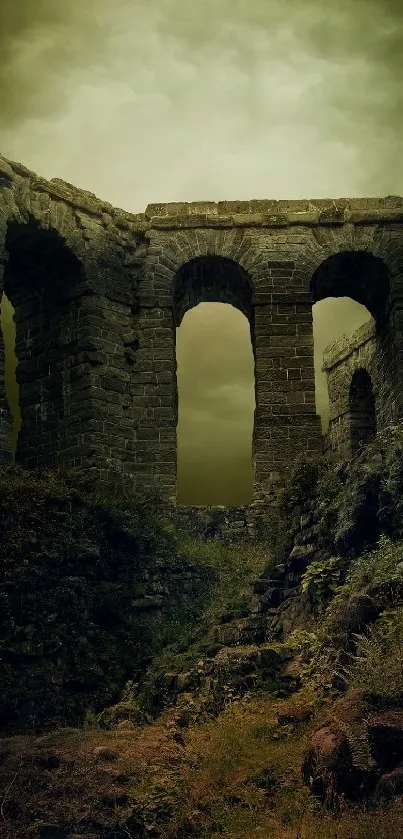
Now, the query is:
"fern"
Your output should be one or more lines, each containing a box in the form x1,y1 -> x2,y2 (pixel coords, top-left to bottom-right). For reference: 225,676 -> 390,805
346,535 -> 403,592
335,608 -> 403,702
332,716 -> 372,769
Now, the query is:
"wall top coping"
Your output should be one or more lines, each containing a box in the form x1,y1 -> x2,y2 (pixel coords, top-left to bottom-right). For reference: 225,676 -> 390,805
322,319 -> 376,372
1,154 -> 403,234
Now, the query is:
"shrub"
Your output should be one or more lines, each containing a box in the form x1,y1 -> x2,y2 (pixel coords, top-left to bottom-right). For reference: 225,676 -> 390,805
281,454 -> 321,507
301,555 -> 348,610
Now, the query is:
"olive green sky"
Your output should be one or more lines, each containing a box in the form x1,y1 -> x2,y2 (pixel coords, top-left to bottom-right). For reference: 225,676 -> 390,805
0,0 -> 402,504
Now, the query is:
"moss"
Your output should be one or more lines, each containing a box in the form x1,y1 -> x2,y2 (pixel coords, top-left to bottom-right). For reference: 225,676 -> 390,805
0,467 -> 217,735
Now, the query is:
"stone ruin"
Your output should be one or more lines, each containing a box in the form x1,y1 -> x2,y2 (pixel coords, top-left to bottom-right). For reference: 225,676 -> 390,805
0,152 -> 402,507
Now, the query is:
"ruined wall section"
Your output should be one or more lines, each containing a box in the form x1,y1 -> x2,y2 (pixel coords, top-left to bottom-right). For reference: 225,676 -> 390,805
0,154 -> 149,487
322,317 -> 397,459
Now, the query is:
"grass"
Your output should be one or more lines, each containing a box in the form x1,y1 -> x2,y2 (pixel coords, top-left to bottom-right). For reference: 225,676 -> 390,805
2,460 -> 403,837
1,694 -> 403,839
176,535 -> 275,624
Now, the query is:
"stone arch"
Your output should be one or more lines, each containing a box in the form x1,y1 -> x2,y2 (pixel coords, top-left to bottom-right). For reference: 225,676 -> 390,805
2,216 -> 88,468
0,180 -> 87,266
300,222 -> 396,287
349,368 -> 377,456
171,254 -> 255,353
310,250 -> 390,322
140,227 -> 265,309
172,255 -> 254,326
136,234 -> 263,504
308,247 -> 391,445
173,255 -> 256,504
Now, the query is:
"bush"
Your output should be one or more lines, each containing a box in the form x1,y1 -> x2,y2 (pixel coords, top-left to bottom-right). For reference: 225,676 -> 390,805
281,454 -> 321,507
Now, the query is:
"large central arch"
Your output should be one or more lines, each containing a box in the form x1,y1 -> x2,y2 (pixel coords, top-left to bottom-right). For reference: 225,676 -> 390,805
172,255 -> 256,505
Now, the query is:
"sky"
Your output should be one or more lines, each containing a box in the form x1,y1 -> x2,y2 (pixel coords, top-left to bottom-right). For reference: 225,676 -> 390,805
0,0 -> 402,504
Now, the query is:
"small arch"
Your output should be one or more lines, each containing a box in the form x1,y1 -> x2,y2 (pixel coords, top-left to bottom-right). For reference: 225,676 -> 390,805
349,368 -> 377,456
312,296 -> 373,433
311,250 -> 390,322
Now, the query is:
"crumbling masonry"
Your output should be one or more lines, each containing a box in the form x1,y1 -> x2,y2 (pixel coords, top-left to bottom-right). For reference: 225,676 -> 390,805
0,153 -> 403,504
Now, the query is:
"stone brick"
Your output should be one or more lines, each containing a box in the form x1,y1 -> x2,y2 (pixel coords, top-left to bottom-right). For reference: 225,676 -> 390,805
0,152 -> 402,503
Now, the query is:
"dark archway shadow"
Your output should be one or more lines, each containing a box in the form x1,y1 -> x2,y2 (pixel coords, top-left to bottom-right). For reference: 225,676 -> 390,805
349,368 -> 377,456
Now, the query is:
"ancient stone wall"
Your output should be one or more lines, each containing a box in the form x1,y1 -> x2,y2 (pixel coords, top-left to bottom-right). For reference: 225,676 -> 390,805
0,153 -> 403,503
322,317 -> 397,460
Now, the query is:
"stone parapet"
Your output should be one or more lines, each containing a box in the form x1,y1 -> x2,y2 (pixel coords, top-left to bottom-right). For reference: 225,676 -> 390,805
322,320 -> 376,372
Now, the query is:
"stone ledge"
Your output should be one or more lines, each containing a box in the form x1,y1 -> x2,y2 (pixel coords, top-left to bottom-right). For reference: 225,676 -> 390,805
1,155 -> 403,236
145,196 -> 403,217
322,320 -> 376,371
146,208 -> 403,230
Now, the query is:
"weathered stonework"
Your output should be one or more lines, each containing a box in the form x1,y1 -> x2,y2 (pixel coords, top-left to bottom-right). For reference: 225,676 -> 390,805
0,153 -> 403,503
322,319 -> 393,460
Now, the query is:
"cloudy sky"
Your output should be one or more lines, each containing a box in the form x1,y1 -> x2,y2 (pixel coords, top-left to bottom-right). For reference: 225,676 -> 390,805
0,0 -> 402,504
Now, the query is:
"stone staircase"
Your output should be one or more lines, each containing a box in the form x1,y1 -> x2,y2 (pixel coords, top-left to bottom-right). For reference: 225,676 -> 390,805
131,492 -> 324,720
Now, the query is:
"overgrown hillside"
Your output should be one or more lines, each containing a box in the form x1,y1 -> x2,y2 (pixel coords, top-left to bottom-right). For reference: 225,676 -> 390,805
1,428 -> 403,838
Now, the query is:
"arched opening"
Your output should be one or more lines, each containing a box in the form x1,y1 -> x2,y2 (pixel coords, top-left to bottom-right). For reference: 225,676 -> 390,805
2,218 -> 85,466
172,256 -> 255,506
349,369 -> 376,456
312,297 -> 373,433
310,250 -> 390,433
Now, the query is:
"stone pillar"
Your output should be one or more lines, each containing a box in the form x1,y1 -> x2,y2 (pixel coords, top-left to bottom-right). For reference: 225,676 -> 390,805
133,302 -> 177,501
252,293 -> 322,500
322,354 -> 353,460
0,219 -> 13,466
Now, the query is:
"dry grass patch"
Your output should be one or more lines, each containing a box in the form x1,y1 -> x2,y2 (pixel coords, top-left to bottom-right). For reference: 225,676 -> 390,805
1,699 -> 403,838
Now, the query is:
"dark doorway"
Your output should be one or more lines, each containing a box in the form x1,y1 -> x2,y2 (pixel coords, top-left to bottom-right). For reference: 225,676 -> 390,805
349,368 -> 376,455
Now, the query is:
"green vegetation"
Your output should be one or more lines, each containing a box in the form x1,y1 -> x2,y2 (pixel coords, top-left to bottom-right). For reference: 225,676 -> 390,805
301,555 -> 348,610
1,433 -> 403,837
0,466 -> 217,733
